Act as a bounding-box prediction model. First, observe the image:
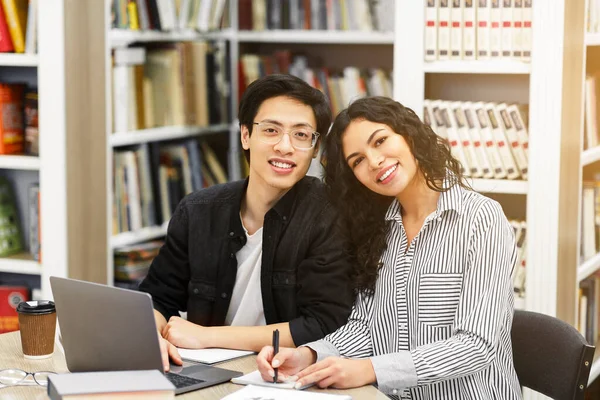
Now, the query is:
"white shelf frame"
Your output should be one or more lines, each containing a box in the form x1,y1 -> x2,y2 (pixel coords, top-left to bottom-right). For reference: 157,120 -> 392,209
236,30 -> 394,44
110,124 -> 230,147
0,155 -> 40,170
586,32 -> 600,46
110,28 -> 234,47
578,252 -> 600,283
111,223 -> 169,249
0,53 -> 38,67
469,179 -> 528,195
582,146 -> 600,166
0,254 -> 41,275
423,60 -> 531,74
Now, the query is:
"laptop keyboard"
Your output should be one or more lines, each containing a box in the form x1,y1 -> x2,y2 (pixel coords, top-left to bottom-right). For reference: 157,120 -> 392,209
165,372 -> 206,389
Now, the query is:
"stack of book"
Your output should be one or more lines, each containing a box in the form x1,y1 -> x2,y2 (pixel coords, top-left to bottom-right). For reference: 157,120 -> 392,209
240,51 -> 392,116
424,0 -> 532,61
114,240 -> 163,290
423,99 -> 529,180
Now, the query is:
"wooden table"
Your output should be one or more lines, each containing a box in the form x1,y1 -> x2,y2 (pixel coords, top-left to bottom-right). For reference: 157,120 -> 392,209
0,332 -> 388,399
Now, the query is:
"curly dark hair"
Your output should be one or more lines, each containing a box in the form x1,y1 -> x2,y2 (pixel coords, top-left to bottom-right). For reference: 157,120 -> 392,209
323,97 -> 469,295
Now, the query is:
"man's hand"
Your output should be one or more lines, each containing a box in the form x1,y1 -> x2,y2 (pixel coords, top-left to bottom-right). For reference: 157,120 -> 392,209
256,346 -> 316,382
293,357 -> 376,389
162,316 -> 212,349
158,335 -> 182,372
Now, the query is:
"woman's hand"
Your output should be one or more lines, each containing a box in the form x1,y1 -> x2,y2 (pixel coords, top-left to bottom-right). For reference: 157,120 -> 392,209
157,335 -> 182,372
162,316 -> 212,349
294,357 -> 377,389
256,346 -> 316,382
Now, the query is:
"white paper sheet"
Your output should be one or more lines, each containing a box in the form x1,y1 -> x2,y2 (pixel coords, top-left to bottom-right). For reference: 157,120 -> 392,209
177,348 -> 254,364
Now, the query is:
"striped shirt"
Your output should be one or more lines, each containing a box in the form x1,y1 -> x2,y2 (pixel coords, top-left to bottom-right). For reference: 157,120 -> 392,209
306,184 -> 522,399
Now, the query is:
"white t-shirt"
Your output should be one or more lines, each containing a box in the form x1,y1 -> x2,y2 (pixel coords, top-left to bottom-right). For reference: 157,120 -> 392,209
224,221 -> 266,326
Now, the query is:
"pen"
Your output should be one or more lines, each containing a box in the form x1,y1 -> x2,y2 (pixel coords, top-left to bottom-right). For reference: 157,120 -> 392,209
272,329 -> 279,383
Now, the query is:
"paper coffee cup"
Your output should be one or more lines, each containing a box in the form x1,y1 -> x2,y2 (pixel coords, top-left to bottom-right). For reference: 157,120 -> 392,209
16,300 -> 56,359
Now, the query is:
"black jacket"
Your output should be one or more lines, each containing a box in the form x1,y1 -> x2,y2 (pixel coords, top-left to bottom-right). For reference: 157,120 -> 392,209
139,176 -> 355,346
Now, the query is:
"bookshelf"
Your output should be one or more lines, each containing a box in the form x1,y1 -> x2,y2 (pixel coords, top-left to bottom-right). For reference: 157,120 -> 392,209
100,5 -> 586,395
580,2 -> 600,385
0,0 -> 108,301
397,4 -> 584,398
102,0 -> 397,286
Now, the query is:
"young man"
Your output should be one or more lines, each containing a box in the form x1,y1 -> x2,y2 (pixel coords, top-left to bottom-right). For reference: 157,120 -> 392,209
139,74 -> 355,371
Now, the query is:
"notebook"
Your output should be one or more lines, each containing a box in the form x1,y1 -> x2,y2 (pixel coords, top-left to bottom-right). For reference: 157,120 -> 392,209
223,385 -> 352,400
231,370 -> 314,390
177,348 -> 254,364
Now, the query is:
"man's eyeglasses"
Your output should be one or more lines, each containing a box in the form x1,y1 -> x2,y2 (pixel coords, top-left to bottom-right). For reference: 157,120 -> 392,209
252,122 -> 320,150
0,369 -> 57,387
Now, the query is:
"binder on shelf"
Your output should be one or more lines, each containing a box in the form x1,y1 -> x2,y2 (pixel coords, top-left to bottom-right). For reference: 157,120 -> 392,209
462,103 -> 494,179
463,0 -> 476,60
425,0 -> 438,61
484,102 -> 520,179
489,0 -> 502,58
437,0 -> 450,60
439,104 -> 471,176
450,0 -> 463,60
476,0 -> 491,59
470,101 -> 507,179
512,0 -> 523,58
501,0 -> 513,58
521,0 -> 532,61
449,101 -> 483,178
496,103 -> 528,178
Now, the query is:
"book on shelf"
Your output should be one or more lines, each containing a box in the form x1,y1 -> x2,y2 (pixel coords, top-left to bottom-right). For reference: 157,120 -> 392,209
578,273 -> 600,346
113,138 -> 226,234
0,83 -> 24,154
239,50 -> 392,115
112,41 -> 230,134
239,0 -> 393,32
24,88 -> 38,155
0,284 -> 28,333
511,219 -> 527,301
48,370 -> 175,400
28,183 -> 39,262
584,74 -> 600,151
0,176 -> 22,256
111,0 -> 228,32
425,0 -> 531,61
1,0 -> 28,53
424,99 -> 529,180
581,181 -> 600,262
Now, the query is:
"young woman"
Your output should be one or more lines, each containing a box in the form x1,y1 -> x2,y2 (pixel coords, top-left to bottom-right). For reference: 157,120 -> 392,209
256,96 -> 521,399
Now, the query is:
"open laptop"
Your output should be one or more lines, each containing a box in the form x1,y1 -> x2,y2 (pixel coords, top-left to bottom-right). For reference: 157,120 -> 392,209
50,276 -> 243,395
